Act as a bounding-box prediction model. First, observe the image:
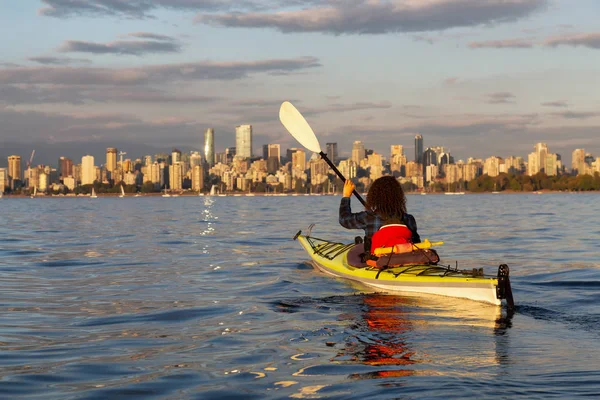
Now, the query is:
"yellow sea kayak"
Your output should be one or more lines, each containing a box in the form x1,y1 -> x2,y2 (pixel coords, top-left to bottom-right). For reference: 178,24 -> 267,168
295,231 -> 514,308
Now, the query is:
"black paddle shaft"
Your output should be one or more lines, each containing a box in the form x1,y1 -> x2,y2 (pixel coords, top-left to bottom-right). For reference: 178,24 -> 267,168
319,151 -> 367,207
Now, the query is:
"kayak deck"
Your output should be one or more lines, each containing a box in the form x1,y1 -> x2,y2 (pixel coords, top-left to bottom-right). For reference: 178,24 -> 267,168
296,233 -> 514,308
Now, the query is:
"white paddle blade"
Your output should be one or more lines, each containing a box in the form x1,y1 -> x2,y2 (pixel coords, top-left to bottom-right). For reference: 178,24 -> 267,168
279,101 -> 322,153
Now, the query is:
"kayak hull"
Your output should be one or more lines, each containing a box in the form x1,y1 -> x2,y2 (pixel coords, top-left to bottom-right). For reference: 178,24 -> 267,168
297,234 -> 505,306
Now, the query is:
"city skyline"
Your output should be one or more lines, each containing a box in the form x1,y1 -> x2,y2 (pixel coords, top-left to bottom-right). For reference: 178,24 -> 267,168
1,1 -> 600,165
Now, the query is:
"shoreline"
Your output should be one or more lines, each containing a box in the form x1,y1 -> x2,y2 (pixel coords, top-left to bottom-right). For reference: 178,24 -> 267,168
2,190 -> 597,198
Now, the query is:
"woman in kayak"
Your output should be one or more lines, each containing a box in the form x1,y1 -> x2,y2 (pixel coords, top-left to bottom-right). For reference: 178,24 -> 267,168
339,176 -> 420,253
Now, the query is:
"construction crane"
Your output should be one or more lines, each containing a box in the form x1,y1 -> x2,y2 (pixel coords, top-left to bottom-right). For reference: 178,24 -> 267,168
118,151 -> 127,165
27,150 -> 35,169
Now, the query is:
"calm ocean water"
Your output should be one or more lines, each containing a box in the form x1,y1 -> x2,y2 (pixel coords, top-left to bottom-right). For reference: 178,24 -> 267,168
1,193 -> 600,399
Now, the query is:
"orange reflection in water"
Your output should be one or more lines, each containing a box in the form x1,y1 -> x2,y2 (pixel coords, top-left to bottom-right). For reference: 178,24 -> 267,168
339,294 -> 417,379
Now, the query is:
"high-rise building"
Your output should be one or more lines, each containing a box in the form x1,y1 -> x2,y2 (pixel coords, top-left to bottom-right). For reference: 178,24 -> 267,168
483,156 -> 503,177
106,148 -> 117,173
351,141 -> 365,164
204,128 -> 215,167
8,155 -> 21,187
169,162 -> 183,190
572,149 -> 585,175
144,155 -> 153,166
81,155 -> 95,185
58,157 -> 73,180
172,149 -> 182,165
415,135 -> 423,164
235,124 -> 253,158
192,164 -> 204,192
0,168 -> 7,191
326,143 -> 338,164
267,144 -> 281,161
190,151 -> 202,169
291,149 -> 306,179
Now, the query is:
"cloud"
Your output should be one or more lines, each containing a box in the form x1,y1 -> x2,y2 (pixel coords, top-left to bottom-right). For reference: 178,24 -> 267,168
28,56 -> 92,65
544,32 -> 600,49
58,39 -> 182,56
444,77 -> 460,85
551,111 -> 600,120
37,0 -> 272,18
486,92 -> 516,104
0,56 -> 321,85
541,101 -> 568,108
122,32 -> 178,41
469,31 -> 600,50
469,38 -> 535,48
0,85 -> 220,106
197,0 -> 549,35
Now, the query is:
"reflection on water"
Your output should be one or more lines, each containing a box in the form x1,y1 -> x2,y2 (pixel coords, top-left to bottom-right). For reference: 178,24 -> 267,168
1,194 -> 600,398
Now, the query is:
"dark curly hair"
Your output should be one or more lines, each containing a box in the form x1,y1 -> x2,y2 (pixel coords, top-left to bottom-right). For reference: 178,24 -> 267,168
365,176 -> 407,222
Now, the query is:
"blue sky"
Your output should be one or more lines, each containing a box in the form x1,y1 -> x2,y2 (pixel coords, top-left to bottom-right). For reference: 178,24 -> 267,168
1,0 -> 599,165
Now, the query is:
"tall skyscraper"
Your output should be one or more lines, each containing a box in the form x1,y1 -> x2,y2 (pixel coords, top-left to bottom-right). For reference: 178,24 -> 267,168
169,161 -> 183,190
190,151 -> 202,169
58,157 -> 73,179
351,141 -> 365,164
0,168 -> 7,191
235,125 -> 252,158
204,128 -> 215,167
415,135 -> 423,164
106,148 -> 117,173
8,155 -> 21,187
81,155 -> 95,185
572,149 -> 585,175
267,144 -> 281,162
171,149 -> 181,165
326,143 -> 338,164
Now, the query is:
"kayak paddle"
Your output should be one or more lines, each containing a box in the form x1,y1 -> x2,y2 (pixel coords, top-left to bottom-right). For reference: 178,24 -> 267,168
279,101 -> 367,207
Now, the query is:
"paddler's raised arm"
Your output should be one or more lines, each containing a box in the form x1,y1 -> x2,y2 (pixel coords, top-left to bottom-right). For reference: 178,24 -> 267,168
339,180 -> 368,230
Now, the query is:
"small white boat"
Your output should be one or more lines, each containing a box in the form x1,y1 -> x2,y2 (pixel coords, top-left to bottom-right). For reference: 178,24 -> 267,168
209,185 -> 216,196
30,187 -> 37,198
91,188 -> 98,198
162,188 -> 171,198
119,185 -> 125,198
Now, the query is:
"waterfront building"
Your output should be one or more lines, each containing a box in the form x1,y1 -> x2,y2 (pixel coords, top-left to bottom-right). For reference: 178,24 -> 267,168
8,155 -> 21,188
338,159 -> 357,180
190,151 -> 202,169
291,149 -> 306,179
326,143 -> 338,164
81,155 -> 95,185
0,168 -> 7,191
483,156 -> 503,177
58,157 -> 73,180
171,149 -> 182,165
505,156 -> 525,174
367,153 -> 383,181
106,148 -> 117,174
72,164 -> 82,185
192,165 -> 204,191
572,149 -> 585,175
309,157 -> 329,186
415,135 -> 423,164
204,128 -> 215,167
169,162 -> 183,190
351,141 -> 365,165
63,176 -> 75,191
235,125 -> 252,159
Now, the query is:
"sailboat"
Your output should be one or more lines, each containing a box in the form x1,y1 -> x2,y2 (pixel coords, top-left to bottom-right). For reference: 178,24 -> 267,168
0,191 -> 3,199
119,185 -> 125,198
162,188 -> 171,197
91,188 -> 98,198
30,186 -> 37,199
209,185 -> 216,196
